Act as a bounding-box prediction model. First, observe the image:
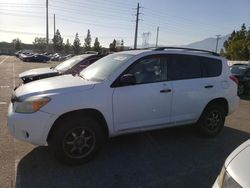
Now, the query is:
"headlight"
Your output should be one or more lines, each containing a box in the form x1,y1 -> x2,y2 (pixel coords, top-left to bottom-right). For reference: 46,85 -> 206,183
217,166 -> 242,188
223,170 -> 242,188
15,97 -> 51,113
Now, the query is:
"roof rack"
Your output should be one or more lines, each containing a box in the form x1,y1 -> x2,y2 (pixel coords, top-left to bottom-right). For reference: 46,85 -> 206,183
153,47 -> 220,56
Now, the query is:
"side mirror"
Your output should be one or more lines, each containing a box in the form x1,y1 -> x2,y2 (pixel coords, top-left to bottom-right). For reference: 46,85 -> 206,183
120,74 -> 136,86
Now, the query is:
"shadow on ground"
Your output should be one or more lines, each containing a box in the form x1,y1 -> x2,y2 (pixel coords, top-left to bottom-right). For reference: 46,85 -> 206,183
16,126 -> 250,188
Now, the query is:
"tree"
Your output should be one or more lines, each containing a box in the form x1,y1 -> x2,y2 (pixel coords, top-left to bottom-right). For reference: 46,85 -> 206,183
33,37 -> 47,53
64,39 -> 71,54
84,29 -> 91,51
222,24 -> 250,60
52,29 -> 63,53
109,39 -> 117,52
73,33 -> 81,55
12,38 -> 22,51
93,37 -> 101,52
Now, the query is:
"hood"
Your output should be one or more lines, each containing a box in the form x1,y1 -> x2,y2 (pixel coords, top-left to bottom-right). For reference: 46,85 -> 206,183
225,139 -> 250,187
14,74 -> 96,99
19,67 -> 57,78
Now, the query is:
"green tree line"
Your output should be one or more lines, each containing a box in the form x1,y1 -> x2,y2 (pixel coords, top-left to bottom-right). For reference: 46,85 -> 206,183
12,29 -> 125,55
221,24 -> 250,60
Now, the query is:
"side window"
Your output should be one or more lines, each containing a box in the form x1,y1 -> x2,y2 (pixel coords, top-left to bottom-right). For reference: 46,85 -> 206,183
126,56 -> 163,84
168,54 -> 202,80
201,57 -> 222,77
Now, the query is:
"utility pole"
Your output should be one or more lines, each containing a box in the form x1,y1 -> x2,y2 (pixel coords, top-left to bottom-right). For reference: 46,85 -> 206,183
46,0 -> 49,51
215,34 -> 221,53
54,14 -> 56,37
156,26 -> 159,47
133,3 -> 142,49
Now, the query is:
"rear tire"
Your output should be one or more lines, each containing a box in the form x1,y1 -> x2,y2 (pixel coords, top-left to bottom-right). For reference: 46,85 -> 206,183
197,104 -> 225,137
48,115 -> 105,165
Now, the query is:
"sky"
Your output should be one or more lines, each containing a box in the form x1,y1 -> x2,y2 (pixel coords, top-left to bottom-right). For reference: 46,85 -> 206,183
0,0 -> 250,47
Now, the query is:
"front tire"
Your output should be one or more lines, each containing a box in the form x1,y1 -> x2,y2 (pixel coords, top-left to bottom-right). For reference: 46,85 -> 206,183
48,115 -> 105,165
197,104 -> 225,137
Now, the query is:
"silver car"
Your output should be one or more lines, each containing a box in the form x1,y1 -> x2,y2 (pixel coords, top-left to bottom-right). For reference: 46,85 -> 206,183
213,139 -> 250,188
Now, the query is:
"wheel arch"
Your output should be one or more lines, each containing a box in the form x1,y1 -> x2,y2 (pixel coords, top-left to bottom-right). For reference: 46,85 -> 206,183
47,108 -> 109,142
202,98 -> 229,116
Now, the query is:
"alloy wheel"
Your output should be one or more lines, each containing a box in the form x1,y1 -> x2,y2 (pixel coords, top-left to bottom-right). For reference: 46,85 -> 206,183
62,127 -> 96,159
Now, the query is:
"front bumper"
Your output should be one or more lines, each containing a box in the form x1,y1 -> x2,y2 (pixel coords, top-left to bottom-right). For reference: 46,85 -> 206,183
7,103 -> 57,145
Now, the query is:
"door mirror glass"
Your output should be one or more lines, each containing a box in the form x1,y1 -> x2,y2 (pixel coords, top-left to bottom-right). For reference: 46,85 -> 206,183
120,74 -> 136,86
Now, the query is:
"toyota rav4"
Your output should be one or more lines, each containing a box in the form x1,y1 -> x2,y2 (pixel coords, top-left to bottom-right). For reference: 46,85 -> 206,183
8,47 -> 239,165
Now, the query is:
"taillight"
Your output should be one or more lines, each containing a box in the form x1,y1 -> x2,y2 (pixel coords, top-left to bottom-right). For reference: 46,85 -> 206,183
229,75 -> 239,85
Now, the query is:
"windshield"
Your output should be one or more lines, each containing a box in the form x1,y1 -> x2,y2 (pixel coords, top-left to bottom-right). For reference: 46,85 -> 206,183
230,66 -> 248,75
80,53 -> 134,81
55,55 -> 90,72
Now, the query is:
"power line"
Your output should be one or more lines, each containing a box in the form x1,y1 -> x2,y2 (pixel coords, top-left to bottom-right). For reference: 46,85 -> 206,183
54,0 -> 134,9
51,0 -> 132,12
0,11 -> 130,30
0,29 -> 137,39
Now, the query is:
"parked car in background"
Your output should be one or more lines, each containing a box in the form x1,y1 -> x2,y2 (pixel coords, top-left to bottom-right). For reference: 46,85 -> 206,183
19,54 -> 105,83
50,53 -> 60,61
22,54 -> 50,62
14,50 -> 22,57
213,139 -> 250,188
230,64 -> 250,96
8,47 -> 239,165
19,52 -> 33,61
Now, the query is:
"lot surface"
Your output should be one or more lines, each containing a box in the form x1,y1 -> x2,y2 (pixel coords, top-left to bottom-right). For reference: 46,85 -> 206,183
0,55 -> 250,188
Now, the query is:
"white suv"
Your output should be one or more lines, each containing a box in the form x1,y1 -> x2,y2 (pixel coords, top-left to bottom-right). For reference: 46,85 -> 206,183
8,47 -> 239,165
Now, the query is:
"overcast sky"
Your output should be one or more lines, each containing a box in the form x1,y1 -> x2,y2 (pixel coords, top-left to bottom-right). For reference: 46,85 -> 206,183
0,0 -> 250,47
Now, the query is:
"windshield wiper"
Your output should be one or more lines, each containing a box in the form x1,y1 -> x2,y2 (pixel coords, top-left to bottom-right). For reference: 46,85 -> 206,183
78,74 -> 89,81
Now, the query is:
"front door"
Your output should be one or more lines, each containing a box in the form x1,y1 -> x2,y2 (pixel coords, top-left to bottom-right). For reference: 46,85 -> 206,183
112,55 -> 172,131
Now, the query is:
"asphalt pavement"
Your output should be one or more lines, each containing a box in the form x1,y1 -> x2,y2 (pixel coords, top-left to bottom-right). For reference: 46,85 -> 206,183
0,55 -> 249,188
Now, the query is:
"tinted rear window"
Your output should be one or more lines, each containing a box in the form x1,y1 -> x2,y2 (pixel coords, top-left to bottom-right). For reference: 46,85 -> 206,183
201,57 -> 222,77
167,54 -> 222,80
167,54 -> 201,80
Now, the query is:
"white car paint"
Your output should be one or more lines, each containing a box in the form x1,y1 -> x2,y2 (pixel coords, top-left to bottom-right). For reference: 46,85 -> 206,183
8,49 -> 239,145
19,67 -> 57,79
213,139 -> 250,188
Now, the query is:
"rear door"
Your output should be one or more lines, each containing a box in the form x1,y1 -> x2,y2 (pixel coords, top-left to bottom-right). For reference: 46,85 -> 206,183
167,54 -> 208,123
200,56 -> 222,100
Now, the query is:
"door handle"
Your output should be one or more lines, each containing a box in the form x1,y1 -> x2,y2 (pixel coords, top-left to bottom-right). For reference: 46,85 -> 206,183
160,89 -> 171,93
204,85 -> 214,88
